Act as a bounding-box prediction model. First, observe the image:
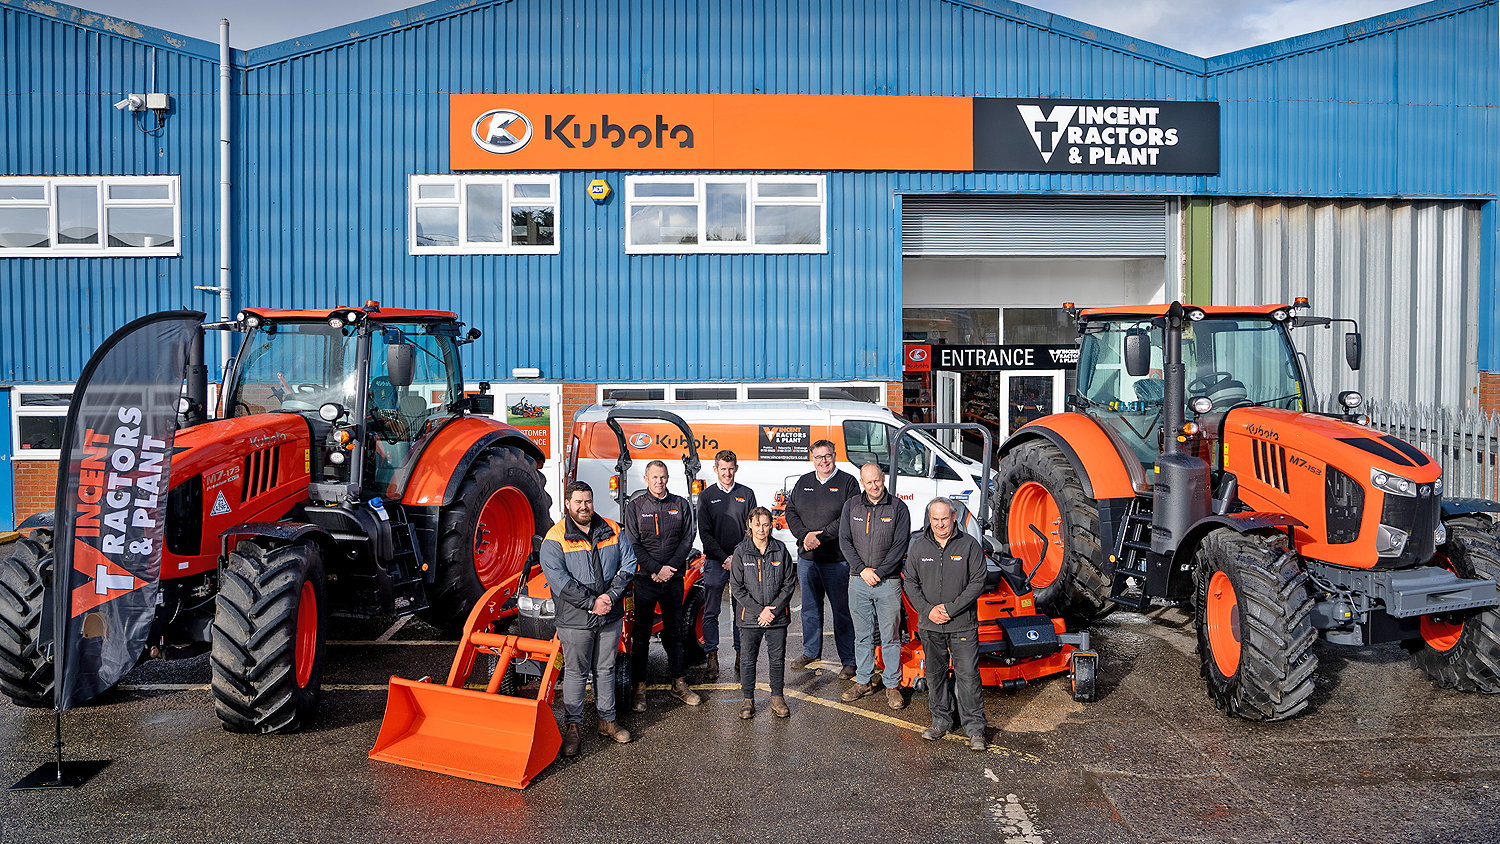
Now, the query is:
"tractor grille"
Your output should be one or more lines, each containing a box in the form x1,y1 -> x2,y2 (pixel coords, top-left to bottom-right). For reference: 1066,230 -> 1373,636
1325,467 -> 1364,544
1376,491 -> 1441,569
1250,438 -> 1290,494
241,446 -> 280,502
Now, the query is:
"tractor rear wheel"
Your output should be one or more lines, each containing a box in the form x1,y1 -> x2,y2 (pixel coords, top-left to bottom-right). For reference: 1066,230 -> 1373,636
211,539 -> 328,734
1406,517 -> 1500,692
422,445 -> 553,634
996,440 -> 1111,625
0,530 -> 55,708
1193,530 -> 1316,721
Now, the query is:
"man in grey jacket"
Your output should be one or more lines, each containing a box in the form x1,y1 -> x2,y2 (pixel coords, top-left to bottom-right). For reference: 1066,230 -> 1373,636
839,462 -> 911,709
903,497 -> 989,750
538,481 -> 638,756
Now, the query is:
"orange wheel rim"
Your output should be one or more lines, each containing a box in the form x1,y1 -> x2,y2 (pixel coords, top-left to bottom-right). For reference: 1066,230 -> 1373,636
474,486 -> 532,588
294,581 -> 317,689
1206,570 -> 1241,677
1008,481 -> 1063,588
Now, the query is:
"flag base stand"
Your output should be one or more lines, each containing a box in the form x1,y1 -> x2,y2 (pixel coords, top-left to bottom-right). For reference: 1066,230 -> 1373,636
10,759 -> 109,791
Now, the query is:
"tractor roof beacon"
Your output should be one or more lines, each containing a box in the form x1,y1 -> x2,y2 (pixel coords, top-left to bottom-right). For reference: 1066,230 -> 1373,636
995,300 -> 1500,721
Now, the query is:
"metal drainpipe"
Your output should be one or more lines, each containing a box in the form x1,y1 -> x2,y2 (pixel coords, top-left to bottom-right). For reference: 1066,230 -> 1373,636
217,19 -> 233,369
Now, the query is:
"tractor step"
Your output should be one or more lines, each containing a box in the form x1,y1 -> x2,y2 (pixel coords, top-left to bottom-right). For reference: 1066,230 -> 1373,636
1109,501 -> 1155,610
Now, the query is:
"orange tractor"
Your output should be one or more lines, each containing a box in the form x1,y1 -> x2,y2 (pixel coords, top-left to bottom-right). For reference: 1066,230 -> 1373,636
997,300 -> 1500,720
0,303 -> 552,733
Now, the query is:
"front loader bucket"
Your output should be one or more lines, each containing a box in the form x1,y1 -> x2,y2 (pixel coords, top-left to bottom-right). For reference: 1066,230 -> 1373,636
370,586 -> 563,789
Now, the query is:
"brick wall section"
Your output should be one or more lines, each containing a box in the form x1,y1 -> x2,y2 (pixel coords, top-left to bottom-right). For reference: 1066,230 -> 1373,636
885,380 -> 904,414
13,459 -> 58,521
1481,372 -> 1500,416
560,382 -> 597,432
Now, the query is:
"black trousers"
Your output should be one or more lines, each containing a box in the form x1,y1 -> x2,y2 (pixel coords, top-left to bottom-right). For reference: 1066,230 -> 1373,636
630,575 -> 685,680
922,628 -> 986,738
739,625 -> 788,698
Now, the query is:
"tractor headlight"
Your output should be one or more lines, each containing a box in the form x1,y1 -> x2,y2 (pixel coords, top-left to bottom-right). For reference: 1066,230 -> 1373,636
1371,469 -> 1417,497
327,316 -> 345,328
328,450 -> 346,465
318,402 -> 345,422
1186,308 -> 1206,321
1375,523 -> 1409,557
1188,396 -> 1213,415
245,316 -> 261,328
1434,523 -> 1448,546
1339,390 -> 1364,409
517,594 -> 555,617
344,311 -> 360,322
1272,308 -> 1291,322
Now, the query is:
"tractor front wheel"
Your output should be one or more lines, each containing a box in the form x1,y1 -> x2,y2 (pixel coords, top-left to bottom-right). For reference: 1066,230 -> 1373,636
995,440 -> 1110,626
211,539 -> 328,734
0,530 -> 55,708
678,582 -> 708,668
423,445 -> 553,634
1406,517 -> 1500,692
1193,530 -> 1317,721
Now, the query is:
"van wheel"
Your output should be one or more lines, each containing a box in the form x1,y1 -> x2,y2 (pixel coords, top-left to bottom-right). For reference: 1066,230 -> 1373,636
423,445 -> 553,634
1406,517 -> 1500,692
996,441 -> 1111,626
0,530 -> 55,708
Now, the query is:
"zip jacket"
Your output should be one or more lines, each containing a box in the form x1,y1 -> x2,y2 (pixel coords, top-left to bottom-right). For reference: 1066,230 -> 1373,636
698,482 -> 758,562
623,490 -> 696,578
839,490 -> 911,580
902,527 -> 987,633
783,468 -> 859,563
728,535 -> 797,628
538,515 -> 638,630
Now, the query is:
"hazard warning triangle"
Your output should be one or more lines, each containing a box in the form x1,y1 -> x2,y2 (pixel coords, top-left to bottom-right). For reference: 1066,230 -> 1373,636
210,490 -> 231,516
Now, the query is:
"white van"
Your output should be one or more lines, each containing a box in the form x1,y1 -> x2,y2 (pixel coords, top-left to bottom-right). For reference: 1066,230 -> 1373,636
564,400 -> 989,541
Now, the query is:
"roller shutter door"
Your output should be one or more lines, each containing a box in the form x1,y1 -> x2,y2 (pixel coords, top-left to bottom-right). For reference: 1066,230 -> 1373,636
901,196 -> 1168,257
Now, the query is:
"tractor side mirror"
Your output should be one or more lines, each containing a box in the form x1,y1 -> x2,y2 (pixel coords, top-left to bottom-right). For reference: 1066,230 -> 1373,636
386,344 -> 416,387
1344,332 -> 1362,372
1123,329 -> 1152,377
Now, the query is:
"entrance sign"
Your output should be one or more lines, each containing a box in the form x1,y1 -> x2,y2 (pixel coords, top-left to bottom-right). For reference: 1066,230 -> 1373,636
905,344 -> 1079,372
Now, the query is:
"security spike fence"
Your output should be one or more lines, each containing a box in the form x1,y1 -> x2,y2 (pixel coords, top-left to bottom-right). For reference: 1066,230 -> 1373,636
1357,402 -> 1500,501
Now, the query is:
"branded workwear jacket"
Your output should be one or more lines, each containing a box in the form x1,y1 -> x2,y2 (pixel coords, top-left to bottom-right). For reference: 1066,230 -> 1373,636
902,527 -> 987,634
839,490 -> 911,580
538,515 -> 638,630
623,491 -> 696,578
698,482 -> 759,562
728,536 -> 797,628
784,469 -> 859,564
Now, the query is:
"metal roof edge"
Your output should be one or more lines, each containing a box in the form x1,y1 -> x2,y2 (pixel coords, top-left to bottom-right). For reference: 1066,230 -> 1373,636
1205,0 -> 1494,73
941,0 -> 1209,73
241,0 -> 512,67
0,0 -> 220,60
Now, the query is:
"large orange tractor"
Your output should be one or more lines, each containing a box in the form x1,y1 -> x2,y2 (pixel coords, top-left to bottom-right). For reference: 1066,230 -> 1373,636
997,300 -> 1500,720
0,303 -> 552,732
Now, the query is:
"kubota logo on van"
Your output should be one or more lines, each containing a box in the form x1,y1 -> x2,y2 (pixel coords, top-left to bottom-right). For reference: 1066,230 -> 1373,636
628,432 -> 652,449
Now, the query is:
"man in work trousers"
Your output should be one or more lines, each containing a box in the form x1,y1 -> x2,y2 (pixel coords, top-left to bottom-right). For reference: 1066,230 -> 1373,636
624,459 -> 704,710
537,481 -> 637,756
838,462 -> 911,709
697,449 -> 757,677
903,497 -> 989,751
785,439 -> 860,678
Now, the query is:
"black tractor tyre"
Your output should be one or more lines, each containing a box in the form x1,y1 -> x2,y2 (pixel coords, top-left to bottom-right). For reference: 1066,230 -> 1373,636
1406,517 -> 1500,692
422,444 -> 553,635
995,440 -> 1112,626
1193,530 -> 1317,721
678,583 -> 708,668
0,530 -> 55,708
211,539 -> 328,734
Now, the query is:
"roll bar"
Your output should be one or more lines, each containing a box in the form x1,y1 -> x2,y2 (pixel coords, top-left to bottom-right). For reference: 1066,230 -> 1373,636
605,407 -> 702,511
887,422 -> 993,534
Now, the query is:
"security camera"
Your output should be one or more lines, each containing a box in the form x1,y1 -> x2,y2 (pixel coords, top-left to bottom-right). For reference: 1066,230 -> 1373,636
113,94 -> 145,111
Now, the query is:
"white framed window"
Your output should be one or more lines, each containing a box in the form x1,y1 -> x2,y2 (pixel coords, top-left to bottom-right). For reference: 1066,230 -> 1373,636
624,175 -> 826,254
0,176 -> 180,257
599,381 -> 883,404
409,174 -> 559,254
11,385 -> 74,460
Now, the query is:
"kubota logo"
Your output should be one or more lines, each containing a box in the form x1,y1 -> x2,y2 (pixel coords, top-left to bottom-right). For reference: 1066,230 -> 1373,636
628,432 -> 652,449
908,348 -> 928,362
473,108 -> 534,154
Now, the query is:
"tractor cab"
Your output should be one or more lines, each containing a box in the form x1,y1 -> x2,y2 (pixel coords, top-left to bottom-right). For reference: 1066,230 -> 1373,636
221,303 -> 483,501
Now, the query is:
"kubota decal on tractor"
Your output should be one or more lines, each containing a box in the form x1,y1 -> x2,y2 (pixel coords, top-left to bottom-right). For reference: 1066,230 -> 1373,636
995,300 -> 1500,721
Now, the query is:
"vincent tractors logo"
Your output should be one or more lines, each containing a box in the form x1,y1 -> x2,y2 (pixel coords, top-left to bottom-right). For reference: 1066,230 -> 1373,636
1016,103 -> 1179,167
975,98 -> 1219,175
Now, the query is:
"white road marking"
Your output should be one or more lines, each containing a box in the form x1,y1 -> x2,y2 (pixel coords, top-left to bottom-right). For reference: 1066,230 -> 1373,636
987,793 -> 1049,844
327,640 -> 454,646
984,768 -> 1001,783
373,616 -> 411,642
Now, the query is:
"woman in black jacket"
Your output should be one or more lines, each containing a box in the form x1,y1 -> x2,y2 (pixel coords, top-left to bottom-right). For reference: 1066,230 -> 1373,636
729,507 -> 797,719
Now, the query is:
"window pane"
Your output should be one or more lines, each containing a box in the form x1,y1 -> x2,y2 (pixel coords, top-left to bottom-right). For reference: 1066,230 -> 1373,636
0,184 -> 45,201
513,183 -> 551,198
511,206 -> 555,246
676,387 -> 737,400
629,204 -> 698,245
903,307 -> 1000,344
757,182 -> 818,198
57,185 -> 99,245
19,417 -> 66,451
417,182 -> 457,200
820,386 -> 880,403
753,205 -> 820,245
106,207 -> 174,247
602,388 -> 665,402
1003,307 -> 1076,344
747,386 -> 810,400
107,183 -> 170,200
19,392 -> 72,406
705,183 -> 747,242
0,207 -> 50,248
466,183 -> 506,243
414,206 -> 459,247
633,182 -> 694,198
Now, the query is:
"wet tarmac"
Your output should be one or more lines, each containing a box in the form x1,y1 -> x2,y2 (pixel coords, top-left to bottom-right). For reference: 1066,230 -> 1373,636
4,604 -> 1500,844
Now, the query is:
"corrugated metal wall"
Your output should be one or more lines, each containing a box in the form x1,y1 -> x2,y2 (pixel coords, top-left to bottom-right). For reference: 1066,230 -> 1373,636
1212,198 -> 1482,408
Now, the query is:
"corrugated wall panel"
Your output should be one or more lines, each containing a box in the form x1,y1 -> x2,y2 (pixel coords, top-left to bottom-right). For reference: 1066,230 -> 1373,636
1212,198 -> 1481,408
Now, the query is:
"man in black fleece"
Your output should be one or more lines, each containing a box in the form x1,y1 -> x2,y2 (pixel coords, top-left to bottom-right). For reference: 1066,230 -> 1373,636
903,497 -> 989,750
838,462 -> 911,710
623,459 -> 702,711
784,439 -> 860,676
697,450 -> 757,677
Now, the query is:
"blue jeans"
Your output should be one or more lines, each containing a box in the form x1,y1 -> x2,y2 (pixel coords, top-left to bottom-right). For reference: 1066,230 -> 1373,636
797,558 -> 854,666
556,618 -> 623,725
848,575 -> 904,687
702,560 -> 740,654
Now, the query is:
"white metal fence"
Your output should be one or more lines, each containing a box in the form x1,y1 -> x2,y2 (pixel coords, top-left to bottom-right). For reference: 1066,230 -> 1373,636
1362,403 -> 1500,501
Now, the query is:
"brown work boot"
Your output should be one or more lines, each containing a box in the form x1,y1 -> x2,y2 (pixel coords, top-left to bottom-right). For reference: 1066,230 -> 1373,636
561,723 -> 582,757
670,677 -> 703,706
739,699 -> 755,719
770,696 -> 790,718
706,652 -> 720,678
886,687 -> 905,710
837,664 -> 857,680
632,682 -> 647,713
789,654 -> 817,671
597,719 -> 632,744
840,680 -> 879,702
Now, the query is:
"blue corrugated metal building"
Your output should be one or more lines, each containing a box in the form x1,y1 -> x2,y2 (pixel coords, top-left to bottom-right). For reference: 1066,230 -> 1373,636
0,0 -> 1496,526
